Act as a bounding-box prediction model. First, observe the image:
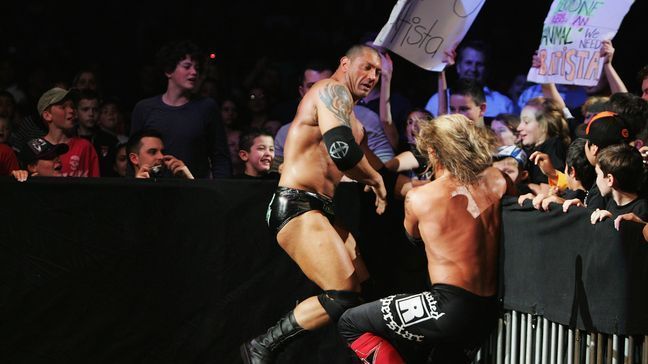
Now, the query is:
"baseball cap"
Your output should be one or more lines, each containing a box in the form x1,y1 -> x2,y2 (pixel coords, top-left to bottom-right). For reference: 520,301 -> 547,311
36,87 -> 77,116
18,137 -> 69,165
493,145 -> 527,168
585,111 -> 630,148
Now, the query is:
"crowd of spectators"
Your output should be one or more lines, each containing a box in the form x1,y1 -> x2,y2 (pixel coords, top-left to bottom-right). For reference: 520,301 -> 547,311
1,33 -> 648,237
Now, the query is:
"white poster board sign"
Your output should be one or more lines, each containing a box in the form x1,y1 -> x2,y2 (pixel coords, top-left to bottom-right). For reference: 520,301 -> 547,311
374,0 -> 486,72
527,0 -> 634,86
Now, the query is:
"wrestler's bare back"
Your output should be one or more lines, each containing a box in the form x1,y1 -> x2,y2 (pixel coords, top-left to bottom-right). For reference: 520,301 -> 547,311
278,79 -> 365,199
405,167 -> 508,297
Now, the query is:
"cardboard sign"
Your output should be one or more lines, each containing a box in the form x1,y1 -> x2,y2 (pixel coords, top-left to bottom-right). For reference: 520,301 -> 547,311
527,0 -> 634,86
374,0 -> 486,72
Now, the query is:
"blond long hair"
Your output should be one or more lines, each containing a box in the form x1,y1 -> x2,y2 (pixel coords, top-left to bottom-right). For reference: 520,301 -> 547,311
525,97 -> 571,147
416,114 -> 494,184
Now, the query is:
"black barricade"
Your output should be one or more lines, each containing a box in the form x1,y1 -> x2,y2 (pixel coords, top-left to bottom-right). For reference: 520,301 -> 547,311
0,178 -> 645,363
501,196 -> 648,335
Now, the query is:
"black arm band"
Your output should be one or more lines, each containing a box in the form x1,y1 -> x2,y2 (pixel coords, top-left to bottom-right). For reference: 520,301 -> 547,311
323,125 -> 364,171
405,230 -> 424,247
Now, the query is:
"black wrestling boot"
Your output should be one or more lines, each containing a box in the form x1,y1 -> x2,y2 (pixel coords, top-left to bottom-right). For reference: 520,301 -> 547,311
240,310 -> 305,364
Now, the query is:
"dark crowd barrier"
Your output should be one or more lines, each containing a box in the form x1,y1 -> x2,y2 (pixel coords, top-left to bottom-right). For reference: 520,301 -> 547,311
0,178 -> 645,363
501,196 -> 648,335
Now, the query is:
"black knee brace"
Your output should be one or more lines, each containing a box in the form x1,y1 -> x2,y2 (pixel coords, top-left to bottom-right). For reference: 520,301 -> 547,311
318,290 -> 363,322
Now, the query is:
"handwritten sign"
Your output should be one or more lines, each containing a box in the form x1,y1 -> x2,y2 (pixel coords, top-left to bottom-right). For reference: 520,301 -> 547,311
527,0 -> 634,86
374,0 -> 486,72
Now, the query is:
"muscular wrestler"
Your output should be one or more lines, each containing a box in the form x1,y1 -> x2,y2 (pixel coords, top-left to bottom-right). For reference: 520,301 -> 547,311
338,114 -> 514,363
240,44 -> 388,363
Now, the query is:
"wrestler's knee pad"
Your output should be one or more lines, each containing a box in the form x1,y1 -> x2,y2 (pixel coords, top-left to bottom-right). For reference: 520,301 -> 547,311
317,290 -> 363,322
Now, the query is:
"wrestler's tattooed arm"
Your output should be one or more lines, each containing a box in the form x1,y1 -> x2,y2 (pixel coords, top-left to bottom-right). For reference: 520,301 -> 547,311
319,84 -> 353,128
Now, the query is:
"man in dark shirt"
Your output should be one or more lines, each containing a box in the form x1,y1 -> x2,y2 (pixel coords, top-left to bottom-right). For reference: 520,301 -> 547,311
130,40 -> 230,178
127,128 -> 194,179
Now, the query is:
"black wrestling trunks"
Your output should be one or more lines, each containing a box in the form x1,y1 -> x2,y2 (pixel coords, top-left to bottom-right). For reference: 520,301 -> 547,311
266,186 -> 335,235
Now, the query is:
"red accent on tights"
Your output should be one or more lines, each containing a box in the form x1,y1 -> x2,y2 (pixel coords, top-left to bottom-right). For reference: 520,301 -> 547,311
350,332 -> 405,364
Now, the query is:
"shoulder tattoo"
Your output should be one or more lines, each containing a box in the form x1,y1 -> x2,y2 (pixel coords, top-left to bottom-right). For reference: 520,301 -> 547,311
319,83 -> 352,127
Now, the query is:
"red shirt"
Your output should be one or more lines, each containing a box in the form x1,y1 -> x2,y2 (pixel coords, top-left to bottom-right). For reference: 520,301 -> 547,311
60,137 -> 100,177
0,143 -> 19,176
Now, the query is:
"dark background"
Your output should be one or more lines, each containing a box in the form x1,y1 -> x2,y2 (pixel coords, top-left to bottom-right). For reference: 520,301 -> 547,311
1,0 -> 646,112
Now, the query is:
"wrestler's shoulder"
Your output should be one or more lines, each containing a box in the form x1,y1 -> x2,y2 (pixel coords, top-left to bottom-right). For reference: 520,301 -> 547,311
481,166 -> 505,179
309,78 -> 347,94
405,181 -> 447,210
480,166 -> 509,196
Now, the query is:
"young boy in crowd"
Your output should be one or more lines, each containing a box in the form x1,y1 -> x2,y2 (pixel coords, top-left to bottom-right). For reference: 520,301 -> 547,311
38,87 -> 100,177
99,97 -> 128,144
11,137 -> 69,181
559,138 -> 595,207
75,89 -> 120,177
492,145 -> 529,194
234,128 -> 279,179
581,111 -> 631,210
590,143 -> 648,224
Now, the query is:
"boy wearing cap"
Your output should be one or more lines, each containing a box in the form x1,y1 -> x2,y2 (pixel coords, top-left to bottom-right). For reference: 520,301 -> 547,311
492,145 -> 529,191
579,111 -> 631,210
11,137 -> 69,181
590,144 -> 648,224
38,87 -> 100,177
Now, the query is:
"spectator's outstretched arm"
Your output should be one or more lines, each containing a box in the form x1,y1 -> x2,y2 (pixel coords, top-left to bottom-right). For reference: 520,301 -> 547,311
600,40 -> 628,93
529,151 -> 568,190
614,213 -> 648,241
437,47 -> 456,116
378,51 -> 399,150
591,208 -> 613,224
438,69 -> 448,116
541,83 -> 566,109
384,151 -> 420,173
563,198 -> 583,212
540,194 -> 566,211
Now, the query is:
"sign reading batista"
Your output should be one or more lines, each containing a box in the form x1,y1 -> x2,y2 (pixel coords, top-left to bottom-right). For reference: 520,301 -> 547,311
374,0 -> 486,72
527,0 -> 634,87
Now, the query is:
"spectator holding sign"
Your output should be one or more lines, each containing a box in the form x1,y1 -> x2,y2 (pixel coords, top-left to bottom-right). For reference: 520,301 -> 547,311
425,40 -> 514,119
